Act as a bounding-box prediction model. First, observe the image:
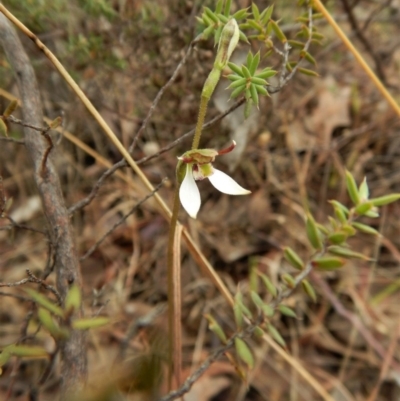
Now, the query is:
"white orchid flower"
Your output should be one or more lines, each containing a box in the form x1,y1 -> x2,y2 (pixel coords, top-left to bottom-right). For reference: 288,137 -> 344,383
177,141 -> 251,219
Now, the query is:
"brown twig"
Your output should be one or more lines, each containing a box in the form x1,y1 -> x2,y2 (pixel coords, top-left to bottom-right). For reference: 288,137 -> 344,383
340,0 -> 387,83
0,13 -> 87,399
310,270 -> 400,371
80,179 -> 166,261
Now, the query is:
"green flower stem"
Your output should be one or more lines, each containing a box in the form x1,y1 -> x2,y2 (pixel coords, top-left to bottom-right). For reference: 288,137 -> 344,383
191,68 -> 222,150
167,184 -> 182,387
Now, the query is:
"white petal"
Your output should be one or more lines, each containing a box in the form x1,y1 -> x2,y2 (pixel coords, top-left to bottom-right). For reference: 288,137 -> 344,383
179,165 -> 201,219
208,169 -> 251,195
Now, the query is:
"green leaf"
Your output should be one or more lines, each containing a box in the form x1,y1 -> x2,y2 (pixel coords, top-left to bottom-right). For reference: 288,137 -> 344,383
312,257 -> 345,270
7,345 -> 48,358
250,85 -> 259,107
358,177 -> 369,200
250,76 -> 267,86
38,308 -> 69,339
251,3 -> 260,20
0,118 -> 7,137
278,305 -> 297,318
65,284 -> 81,313
260,5 -> 274,25
283,247 -> 304,270
255,69 -> 276,79
24,289 -> 64,317
235,338 -> 254,368
328,245 -> 370,260
228,77 -> 248,88
287,39 -> 305,49
267,324 -> 286,347
298,67 -> 319,77
259,273 -> 277,297
228,62 -> 244,76
255,85 -> 269,96
282,273 -> 296,288
204,7 -> 219,24
354,202 -> 374,215
345,170 -> 360,204
72,317 -> 109,330
205,314 -> 227,343
351,222 -> 379,235
241,65 -> 252,78
327,231 -> 348,245
223,0 -> 232,17
301,279 -> 317,302
370,194 -> 400,207
306,213 -> 323,250
269,20 -> 286,42
249,51 -> 260,75
230,86 -> 245,99
3,100 -> 18,118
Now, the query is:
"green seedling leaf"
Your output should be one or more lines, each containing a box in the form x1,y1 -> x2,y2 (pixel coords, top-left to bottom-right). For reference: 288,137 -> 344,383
283,247 -> 304,270
259,273 -> 277,297
72,317 -> 109,330
227,74 -> 243,82
3,100 -> 18,118
301,279 -> 317,302
267,324 -> 286,347
250,291 -> 273,317
370,194 -> 400,207
204,314 -> 227,343
306,213 -> 323,250
235,337 -> 254,368
312,257 -> 345,270
24,289 -> 63,317
351,222 -> 379,235
345,170 -> 360,204
65,284 -> 81,314
300,51 -> 316,66
229,77 -> 248,89
247,19 -> 262,32
328,246 -> 370,260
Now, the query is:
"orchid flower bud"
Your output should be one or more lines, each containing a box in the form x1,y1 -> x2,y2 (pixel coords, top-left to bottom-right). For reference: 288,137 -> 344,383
214,18 -> 240,70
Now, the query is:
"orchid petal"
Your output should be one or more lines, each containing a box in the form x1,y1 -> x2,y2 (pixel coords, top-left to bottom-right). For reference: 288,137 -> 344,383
208,169 -> 251,195
179,165 -> 201,219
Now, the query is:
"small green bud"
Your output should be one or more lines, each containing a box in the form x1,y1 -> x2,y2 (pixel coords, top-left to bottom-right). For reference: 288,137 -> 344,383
214,18 -> 240,70
234,338 -> 254,368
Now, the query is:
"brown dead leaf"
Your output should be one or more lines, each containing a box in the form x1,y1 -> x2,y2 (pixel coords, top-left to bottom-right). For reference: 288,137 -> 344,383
305,76 -> 351,163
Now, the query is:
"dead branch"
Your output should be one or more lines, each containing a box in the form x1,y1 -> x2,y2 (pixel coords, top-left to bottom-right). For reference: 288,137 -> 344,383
0,12 -> 87,399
